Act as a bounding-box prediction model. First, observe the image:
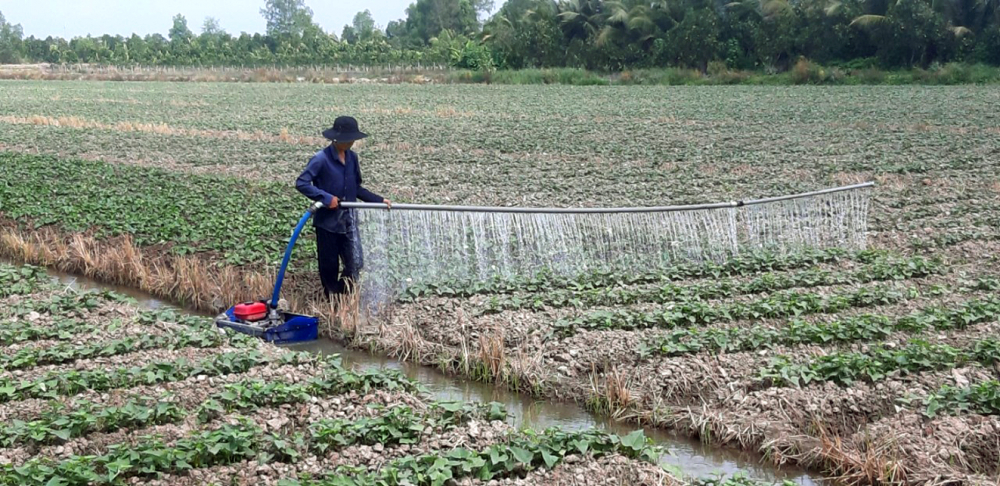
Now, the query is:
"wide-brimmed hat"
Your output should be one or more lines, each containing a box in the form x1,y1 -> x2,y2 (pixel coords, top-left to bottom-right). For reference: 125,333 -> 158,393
322,116 -> 368,142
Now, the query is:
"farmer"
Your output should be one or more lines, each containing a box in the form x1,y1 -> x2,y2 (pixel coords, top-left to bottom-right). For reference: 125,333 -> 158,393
295,116 -> 391,298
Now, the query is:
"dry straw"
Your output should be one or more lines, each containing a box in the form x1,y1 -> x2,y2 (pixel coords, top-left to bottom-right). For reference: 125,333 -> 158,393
0,226 -> 277,314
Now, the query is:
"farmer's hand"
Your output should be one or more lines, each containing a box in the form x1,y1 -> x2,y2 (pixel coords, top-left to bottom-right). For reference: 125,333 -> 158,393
328,196 -> 339,209
383,199 -> 392,210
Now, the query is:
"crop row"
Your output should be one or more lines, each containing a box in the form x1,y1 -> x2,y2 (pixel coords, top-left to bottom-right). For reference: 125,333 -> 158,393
1,420 -> 300,485
482,254 -> 939,313
913,380 -> 1000,418
0,349 -> 265,403
135,308 -> 214,328
973,277 -> 1000,291
195,368 -> 418,423
1,289 -> 124,319
899,207 -> 1000,230
280,428 -> 657,486
0,264 -> 49,299
1,329 -> 223,371
0,317 -> 88,345
400,247 -> 856,302
644,297 -> 1000,357
910,228 -> 1000,251
0,415 -> 658,486
884,189 -> 985,209
1,383 -> 485,452
0,353 -> 417,449
0,398 -> 184,447
760,338 -> 1000,387
1,292 -> 207,346
306,400 -> 507,455
890,201 -> 1000,223
0,152 -> 306,266
0,314 -> 184,346
556,284 -> 911,334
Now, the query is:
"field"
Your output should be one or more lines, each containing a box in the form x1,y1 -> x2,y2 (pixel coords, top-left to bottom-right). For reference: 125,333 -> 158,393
1,80 -> 999,484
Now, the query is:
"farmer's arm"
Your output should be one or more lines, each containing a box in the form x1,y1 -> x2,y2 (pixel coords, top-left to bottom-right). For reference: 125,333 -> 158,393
355,164 -> 385,203
296,158 -> 336,207
357,186 -> 384,203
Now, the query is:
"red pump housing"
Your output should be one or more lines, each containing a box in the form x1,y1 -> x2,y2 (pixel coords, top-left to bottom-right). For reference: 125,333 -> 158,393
234,302 -> 268,321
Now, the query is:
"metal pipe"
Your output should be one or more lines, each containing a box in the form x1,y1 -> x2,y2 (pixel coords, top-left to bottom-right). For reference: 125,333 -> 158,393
740,182 -> 875,206
339,201 -> 738,213
337,182 -> 874,214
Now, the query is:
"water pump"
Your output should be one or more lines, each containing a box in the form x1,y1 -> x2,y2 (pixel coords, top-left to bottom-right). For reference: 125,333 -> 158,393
214,202 -> 324,344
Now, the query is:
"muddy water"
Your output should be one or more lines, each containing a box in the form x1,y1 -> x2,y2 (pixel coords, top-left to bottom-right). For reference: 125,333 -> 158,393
31,264 -> 819,484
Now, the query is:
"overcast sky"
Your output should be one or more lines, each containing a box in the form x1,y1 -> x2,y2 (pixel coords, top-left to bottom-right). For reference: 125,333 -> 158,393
0,0 -> 494,38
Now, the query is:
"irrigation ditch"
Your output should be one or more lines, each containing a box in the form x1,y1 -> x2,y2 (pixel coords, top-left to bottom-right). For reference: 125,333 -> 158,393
21,259 -> 820,485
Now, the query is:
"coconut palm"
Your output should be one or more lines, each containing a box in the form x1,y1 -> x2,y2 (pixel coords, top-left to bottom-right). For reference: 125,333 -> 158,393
724,0 -> 793,22
850,0 -> 993,38
590,0 -> 704,49
848,0 -> 895,28
932,0 -> 998,35
595,0 -> 660,46
556,0 -> 606,42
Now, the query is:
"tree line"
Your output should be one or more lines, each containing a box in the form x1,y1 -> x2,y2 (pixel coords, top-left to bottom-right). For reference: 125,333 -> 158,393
0,0 -> 998,72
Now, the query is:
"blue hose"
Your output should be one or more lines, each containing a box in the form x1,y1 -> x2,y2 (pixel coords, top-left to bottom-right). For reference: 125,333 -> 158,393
271,202 -> 322,308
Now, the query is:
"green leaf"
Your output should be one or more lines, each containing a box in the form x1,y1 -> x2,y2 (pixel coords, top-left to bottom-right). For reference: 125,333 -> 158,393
45,477 -> 68,486
439,401 -> 463,413
489,447 -> 507,465
541,450 -> 559,468
620,429 -> 646,451
510,446 -> 534,465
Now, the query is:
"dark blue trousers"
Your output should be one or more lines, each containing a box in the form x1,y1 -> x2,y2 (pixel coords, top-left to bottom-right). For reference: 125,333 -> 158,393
316,227 -> 363,296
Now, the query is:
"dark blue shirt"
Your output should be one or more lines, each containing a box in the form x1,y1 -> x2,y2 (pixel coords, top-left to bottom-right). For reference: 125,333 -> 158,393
295,146 -> 384,233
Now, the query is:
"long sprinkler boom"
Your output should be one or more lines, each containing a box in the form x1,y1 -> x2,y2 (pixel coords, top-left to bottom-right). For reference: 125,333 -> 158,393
338,182 -> 875,214
330,182 -> 875,312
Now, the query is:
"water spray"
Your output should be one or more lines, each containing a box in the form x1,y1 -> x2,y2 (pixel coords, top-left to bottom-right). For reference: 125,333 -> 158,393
335,182 -> 875,312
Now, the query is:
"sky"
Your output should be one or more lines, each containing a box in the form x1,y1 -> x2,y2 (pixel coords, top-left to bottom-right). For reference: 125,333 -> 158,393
0,0 -> 495,39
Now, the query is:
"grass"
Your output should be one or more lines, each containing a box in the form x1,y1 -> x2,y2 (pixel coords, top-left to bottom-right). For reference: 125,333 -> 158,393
587,365 -> 635,419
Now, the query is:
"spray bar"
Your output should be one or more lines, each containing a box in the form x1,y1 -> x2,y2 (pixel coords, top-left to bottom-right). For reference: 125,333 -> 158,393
338,181 -> 874,214
739,182 -> 875,206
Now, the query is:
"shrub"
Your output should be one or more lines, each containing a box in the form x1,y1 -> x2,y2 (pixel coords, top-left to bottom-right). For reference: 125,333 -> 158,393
791,57 -> 830,84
